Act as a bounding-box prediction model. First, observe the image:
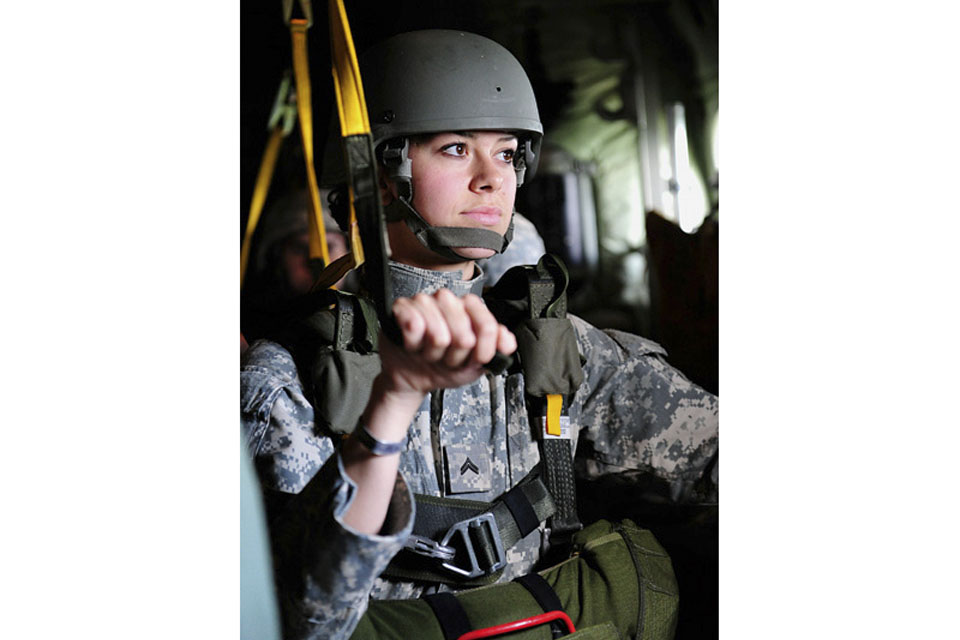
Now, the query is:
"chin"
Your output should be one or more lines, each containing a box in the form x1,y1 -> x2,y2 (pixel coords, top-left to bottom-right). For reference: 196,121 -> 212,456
454,247 -> 497,260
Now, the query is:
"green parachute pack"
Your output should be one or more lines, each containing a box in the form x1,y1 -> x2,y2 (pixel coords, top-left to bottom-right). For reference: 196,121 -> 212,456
351,519 -> 679,640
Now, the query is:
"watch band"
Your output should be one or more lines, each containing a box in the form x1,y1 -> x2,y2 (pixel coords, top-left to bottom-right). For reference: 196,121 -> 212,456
353,423 -> 405,456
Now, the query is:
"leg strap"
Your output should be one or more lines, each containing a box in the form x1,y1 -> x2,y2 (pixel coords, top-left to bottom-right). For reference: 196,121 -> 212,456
423,592 -> 472,640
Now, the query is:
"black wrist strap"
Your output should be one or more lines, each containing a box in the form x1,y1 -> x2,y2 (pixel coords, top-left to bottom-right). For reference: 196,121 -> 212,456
353,423 -> 405,456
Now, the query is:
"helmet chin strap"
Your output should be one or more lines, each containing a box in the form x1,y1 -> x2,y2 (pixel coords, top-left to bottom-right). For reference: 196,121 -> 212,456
385,197 -> 515,262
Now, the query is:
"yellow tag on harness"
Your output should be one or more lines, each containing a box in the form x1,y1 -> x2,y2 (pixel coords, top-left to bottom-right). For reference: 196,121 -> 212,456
546,394 -> 563,436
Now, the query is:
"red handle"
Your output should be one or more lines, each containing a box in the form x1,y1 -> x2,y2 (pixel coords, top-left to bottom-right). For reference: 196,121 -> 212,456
457,610 -> 576,640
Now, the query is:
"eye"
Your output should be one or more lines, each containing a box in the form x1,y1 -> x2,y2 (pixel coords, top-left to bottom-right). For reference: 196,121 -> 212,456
497,148 -> 516,163
440,142 -> 467,157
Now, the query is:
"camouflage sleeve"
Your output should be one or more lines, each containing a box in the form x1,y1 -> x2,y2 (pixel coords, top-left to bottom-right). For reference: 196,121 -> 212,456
241,340 -> 415,640
275,454 -> 414,640
241,340 -> 334,493
567,316 -> 718,499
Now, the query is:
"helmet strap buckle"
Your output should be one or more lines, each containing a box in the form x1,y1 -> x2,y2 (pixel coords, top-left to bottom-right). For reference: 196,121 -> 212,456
514,138 -> 536,187
381,137 -> 413,201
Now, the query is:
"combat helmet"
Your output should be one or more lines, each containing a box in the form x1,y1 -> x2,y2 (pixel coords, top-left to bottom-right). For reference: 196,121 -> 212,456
323,29 -> 542,261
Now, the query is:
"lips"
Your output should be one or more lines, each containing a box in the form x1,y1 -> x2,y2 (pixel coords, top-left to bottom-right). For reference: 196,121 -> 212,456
460,206 -> 502,226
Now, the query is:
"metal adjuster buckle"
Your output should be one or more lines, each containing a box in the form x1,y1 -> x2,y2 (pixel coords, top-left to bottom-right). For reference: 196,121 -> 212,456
439,512 -> 506,579
403,535 -> 456,562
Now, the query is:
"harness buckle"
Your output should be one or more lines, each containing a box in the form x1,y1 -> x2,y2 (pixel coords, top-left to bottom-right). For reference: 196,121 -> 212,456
439,512 -> 507,579
403,535 -> 456,562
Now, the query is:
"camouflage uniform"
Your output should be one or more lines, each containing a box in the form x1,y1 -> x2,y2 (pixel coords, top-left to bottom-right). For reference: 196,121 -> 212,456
240,261 -> 718,640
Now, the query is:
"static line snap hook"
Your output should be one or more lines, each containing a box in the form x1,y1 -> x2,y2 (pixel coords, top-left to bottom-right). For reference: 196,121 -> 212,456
267,72 -> 298,136
282,0 -> 313,27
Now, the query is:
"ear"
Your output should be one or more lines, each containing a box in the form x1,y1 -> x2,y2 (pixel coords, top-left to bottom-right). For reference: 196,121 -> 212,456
378,170 -> 395,206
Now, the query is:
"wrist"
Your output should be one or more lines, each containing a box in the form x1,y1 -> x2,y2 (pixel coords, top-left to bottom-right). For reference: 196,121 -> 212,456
354,375 -> 425,446
370,374 -> 427,413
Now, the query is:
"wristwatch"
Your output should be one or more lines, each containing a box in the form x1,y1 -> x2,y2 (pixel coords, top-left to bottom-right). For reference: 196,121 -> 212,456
352,423 -> 405,456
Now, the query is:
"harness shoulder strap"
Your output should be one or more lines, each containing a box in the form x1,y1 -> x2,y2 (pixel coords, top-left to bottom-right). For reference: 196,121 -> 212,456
485,255 -> 585,540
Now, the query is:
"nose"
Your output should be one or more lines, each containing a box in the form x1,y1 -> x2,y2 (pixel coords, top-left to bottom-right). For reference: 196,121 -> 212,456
469,153 -> 505,194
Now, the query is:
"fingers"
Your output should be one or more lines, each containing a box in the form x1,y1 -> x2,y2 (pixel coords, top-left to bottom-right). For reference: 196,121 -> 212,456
391,290 -> 513,370
497,324 -> 517,357
392,297 -> 426,352
463,294 -> 499,366
392,292 -> 454,363
436,289 -> 476,367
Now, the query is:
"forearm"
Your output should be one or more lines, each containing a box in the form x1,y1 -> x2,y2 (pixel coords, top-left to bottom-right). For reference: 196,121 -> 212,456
341,375 -> 425,533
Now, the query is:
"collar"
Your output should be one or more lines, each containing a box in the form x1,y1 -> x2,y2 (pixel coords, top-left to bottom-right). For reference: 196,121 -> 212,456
389,261 -> 485,300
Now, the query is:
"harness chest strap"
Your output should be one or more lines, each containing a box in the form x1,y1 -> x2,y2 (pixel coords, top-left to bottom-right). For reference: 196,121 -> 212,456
383,474 -> 556,586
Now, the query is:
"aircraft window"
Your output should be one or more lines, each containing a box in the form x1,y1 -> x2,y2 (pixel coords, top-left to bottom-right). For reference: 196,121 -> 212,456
658,102 -> 710,234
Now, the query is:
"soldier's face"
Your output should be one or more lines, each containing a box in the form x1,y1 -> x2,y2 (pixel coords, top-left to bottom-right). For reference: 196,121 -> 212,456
385,131 -> 518,264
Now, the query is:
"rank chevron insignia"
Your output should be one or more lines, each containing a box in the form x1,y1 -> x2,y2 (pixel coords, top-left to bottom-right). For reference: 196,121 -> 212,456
460,458 -> 480,476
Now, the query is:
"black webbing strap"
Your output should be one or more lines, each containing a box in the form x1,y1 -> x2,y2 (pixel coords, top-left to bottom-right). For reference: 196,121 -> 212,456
514,573 -> 567,639
514,573 -> 562,613
540,438 -> 581,537
423,592 -> 472,640
502,484 -> 540,538
343,133 -> 401,345
333,291 -> 378,352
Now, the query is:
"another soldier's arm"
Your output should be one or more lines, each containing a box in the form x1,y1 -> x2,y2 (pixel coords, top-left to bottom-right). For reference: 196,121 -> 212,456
340,289 -> 516,533
569,316 -> 718,501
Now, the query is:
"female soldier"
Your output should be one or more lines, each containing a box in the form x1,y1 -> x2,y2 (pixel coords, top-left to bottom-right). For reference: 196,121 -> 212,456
241,30 -> 718,640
